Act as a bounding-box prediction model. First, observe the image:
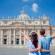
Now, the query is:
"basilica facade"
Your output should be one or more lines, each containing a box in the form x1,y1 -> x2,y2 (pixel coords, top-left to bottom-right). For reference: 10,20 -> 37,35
0,12 -> 53,48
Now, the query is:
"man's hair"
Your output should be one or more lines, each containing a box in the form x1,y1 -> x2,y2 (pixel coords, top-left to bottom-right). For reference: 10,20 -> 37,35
40,29 -> 45,35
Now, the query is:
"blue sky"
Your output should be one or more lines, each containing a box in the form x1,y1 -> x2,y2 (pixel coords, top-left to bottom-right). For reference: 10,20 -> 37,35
0,0 -> 55,26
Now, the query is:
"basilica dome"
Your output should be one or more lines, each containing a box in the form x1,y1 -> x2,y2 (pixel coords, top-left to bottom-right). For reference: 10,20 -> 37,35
18,11 -> 30,21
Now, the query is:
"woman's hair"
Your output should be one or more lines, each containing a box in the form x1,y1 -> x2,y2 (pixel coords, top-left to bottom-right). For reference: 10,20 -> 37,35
40,29 -> 45,35
31,32 -> 38,48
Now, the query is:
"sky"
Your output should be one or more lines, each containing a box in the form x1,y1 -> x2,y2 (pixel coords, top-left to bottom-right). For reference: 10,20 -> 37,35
0,0 -> 55,26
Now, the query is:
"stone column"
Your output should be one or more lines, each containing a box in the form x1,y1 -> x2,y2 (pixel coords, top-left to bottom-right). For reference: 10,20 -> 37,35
13,29 -> 15,45
19,30 -> 21,45
0,30 -> 3,46
8,29 -> 11,46
24,30 -> 25,45
7,30 -> 9,46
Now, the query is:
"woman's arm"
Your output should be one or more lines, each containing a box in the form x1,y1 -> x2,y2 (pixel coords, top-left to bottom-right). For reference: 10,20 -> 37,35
29,48 -> 40,52
29,44 -> 41,52
21,32 -> 30,41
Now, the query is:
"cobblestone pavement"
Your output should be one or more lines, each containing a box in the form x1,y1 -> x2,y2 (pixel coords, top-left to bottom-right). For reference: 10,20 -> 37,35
0,46 -> 55,55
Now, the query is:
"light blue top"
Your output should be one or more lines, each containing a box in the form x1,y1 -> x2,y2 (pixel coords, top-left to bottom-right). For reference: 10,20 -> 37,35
26,40 -> 35,49
26,40 -> 39,55
39,35 -> 52,55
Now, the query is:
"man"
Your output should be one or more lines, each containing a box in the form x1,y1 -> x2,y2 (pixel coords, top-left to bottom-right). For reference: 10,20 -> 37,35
39,29 -> 55,55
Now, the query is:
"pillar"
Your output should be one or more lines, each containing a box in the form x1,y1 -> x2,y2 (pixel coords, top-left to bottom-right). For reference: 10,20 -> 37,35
24,30 -> 25,45
8,29 -> 11,46
0,30 -> 3,45
19,30 -> 21,45
13,29 -> 15,45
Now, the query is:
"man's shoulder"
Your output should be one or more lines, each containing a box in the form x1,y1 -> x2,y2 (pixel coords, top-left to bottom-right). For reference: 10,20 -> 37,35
46,34 -> 51,38
38,37 -> 43,41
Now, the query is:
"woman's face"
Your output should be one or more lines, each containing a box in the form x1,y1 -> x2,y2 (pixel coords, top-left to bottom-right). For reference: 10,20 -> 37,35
29,35 -> 33,41
29,35 -> 32,40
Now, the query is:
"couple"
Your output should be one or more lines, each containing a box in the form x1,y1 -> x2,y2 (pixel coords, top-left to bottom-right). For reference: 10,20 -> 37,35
22,29 -> 55,55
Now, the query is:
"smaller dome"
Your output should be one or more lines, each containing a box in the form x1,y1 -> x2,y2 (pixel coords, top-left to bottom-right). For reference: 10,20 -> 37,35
42,15 -> 49,20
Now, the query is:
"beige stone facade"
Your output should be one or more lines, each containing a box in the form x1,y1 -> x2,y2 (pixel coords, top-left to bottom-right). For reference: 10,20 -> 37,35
0,12 -> 54,47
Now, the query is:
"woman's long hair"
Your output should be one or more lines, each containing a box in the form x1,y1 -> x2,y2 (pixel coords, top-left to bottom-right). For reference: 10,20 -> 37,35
31,32 -> 38,48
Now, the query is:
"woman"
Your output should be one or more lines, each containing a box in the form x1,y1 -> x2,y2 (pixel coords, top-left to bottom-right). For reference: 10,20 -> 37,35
22,32 -> 40,55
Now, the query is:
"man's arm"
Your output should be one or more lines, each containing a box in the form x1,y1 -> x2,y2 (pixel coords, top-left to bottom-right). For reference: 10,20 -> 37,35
29,46 -> 50,52
41,49 -> 50,52
49,35 -> 55,39
51,36 -> 55,39
45,31 -> 55,39
46,34 -> 55,40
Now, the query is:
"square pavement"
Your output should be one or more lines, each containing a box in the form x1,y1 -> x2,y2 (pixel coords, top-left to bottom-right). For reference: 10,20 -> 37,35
0,46 -> 55,55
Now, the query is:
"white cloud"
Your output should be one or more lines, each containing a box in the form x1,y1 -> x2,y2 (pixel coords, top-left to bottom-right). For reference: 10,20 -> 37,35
32,3 -> 38,12
22,0 -> 29,2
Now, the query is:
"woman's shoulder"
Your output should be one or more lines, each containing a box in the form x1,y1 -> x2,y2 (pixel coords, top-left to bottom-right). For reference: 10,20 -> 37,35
26,39 -> 32,44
